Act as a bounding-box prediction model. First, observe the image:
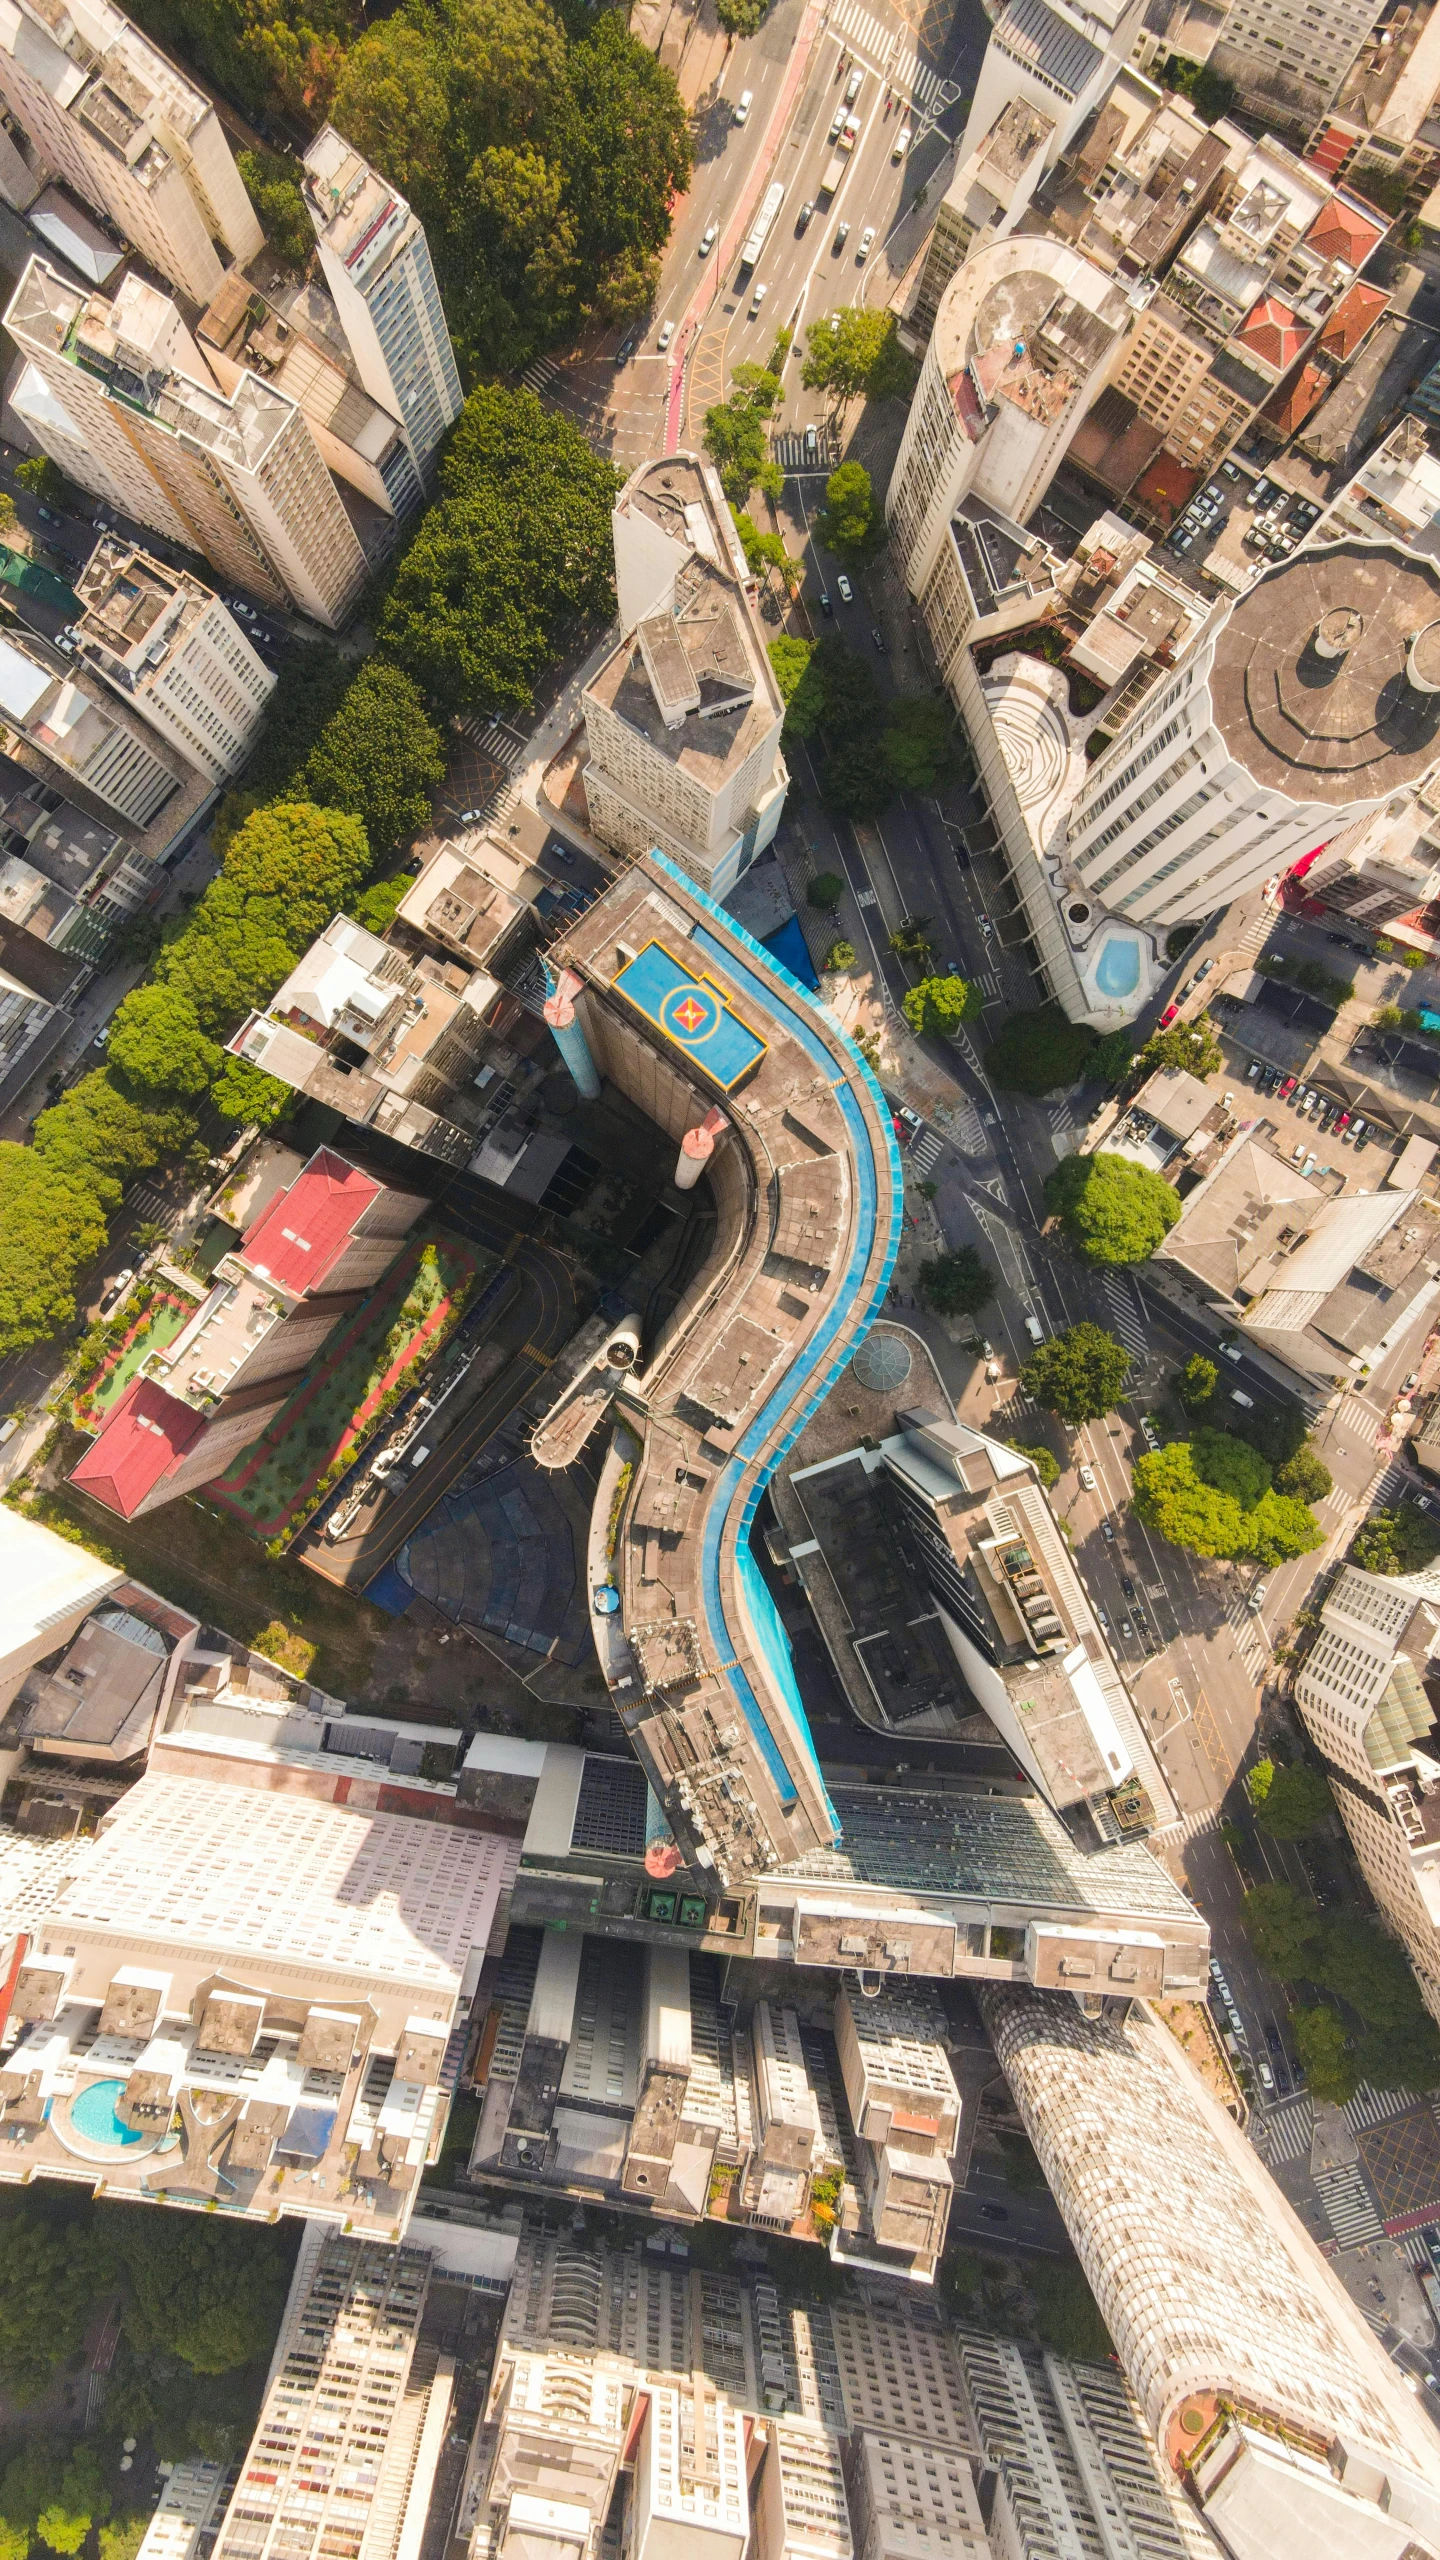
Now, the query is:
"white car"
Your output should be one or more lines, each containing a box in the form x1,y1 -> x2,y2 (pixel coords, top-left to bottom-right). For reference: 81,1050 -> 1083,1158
699,222 -> 718,256
1079,1464 -> 1096,1490
856,226 -> 875,262
657,319 -> 674,351
734,88 -> 752,123
750,282 -> 767,316
893,124 -> 912,159
836,572 -> 854,602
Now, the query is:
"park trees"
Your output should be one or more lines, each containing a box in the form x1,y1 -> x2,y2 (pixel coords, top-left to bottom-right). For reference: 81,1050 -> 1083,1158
107,988 -> 221,1099
1239,1885 -> 1440,2092
918,1247 -> 994,1317
883,694 -> 960,792
1274,1444 -> 1333,1504
1020,1323 -> 1132,1424
1138,1013 -> 1223,1077
1352,1506 -> 1440,1576
1044,1150 -> 1181,1266
702,365 -> 784,506
1132,1429 -> 1323,1564
296,662 -> 446,863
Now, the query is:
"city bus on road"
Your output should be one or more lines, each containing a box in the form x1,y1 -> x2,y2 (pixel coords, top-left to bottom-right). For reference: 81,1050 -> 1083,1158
739,181 -> 785,271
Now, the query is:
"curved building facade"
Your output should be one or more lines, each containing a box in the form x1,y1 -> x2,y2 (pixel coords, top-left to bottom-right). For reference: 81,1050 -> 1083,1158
1068,538 -> 1440,928
539,851 -> 903,1884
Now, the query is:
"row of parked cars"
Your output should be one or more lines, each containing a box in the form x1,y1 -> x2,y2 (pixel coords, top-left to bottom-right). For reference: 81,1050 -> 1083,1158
1210,1956 -> 1299,2100
1243,1057 -> 1378,1147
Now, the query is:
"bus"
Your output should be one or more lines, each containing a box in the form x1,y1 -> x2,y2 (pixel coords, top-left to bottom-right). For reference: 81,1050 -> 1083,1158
739,181 -> 785,271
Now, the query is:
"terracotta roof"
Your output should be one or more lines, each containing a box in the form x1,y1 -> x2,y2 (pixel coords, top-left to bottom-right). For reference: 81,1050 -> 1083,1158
70,1380 -> 206,1518
1319,280 -> 1389,363
1262,360 -> 1328,436
1304,196 -> 1386,269
1235,295 -> 1308,374
239,1147 -> 381,1298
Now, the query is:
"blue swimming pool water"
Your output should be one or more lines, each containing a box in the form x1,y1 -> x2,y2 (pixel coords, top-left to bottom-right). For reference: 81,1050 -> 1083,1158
1095,936 -> 1141,999
69,2077 -> 145,2149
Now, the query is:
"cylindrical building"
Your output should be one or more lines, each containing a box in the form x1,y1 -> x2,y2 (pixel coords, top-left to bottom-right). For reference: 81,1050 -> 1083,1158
1067,539 -> 1440,928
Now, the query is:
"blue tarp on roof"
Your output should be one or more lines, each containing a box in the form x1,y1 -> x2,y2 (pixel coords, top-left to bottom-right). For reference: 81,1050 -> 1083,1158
761,912 -> 820,992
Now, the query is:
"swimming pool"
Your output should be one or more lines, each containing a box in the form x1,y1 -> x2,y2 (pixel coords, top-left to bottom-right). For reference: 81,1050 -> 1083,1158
68,2078 -> 145,2150
1094,936 -> 1142,1000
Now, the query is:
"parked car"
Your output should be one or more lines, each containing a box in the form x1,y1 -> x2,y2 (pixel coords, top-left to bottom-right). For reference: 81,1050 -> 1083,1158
99,1267 -> 135,1311
1158,1002 -> 1180,1027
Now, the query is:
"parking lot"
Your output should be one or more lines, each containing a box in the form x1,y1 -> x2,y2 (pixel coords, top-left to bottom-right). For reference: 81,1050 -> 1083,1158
1164,465 -> 1325,584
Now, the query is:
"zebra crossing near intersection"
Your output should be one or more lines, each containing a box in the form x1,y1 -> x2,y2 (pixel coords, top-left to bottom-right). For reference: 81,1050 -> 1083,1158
909,1128 -> 944,1178
827,0 -> 956,111
1255,2095 -> 1313,2163
773,429 -> 840,473
1235,908 -> 1274,956
1100,1272 -> 1149,1359
1224,1591 -> 1271,1680
522,355 -> 559,396
1314,2162 -> 1385,2250
458,713 -> 528,773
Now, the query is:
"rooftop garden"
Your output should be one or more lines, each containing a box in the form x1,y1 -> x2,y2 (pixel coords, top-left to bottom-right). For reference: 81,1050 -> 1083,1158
69,1280 -> 200,1435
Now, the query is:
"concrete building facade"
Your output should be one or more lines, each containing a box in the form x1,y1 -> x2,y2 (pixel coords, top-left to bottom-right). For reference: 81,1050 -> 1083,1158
72,539 -> 275,783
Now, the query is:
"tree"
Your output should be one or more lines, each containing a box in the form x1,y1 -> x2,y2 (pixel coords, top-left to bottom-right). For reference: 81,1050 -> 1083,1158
801,307 -> 915,406
156,803 -> 371,1035
33,1074 -> 195,1200
1240,1880 -> 1325,1977
1353,1506 -> 1440,1576
107,987 -> 221,1098
1291,2004 -> 1358,2105
37,2448 -> 110,2556
1250,1760 -> 1334,1838
1177,1353 -> 1218,1412
14,455 -> 76,511
296,662 -> 446,863
884,695 -> 959,793
825,940 -> 855,970
816,461 -> 882,565
778,636 -> 880,742
986,1006 -> 1096,1095
1275,1443 -> 1332,1503
1238,1487 -> 1324,1568
1089,1026 -> 1136,1085
0,1149 -> 109,1358
0,2211 -> 106,2402
918,1247 -> 994,1317
99,2519 -> 149,2560
1132,1441 -> 1245,1558
821,735 -> 894,820
109,2203 -> 289,2373
890,914 -> 934,964
768,636 -> 814,718
998,1434 -> 1061,1489
1021,1322 -> 1132,1424
702,366 -> 783,505
733,512 -> 798,588
716,0 -> 767,29
237,148 -> 312,266
1044,1151 -> 1181,1265
806,872 -> 844,911
1138,1013 -> 1223,1077
1029,2259 -> 1112,2362
903,975 -> 973,1037
0,491 -> 16,540
211,1055 -> 296,1129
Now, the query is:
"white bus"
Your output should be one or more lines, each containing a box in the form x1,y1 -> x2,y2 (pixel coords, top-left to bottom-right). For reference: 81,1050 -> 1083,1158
739,181 -> 785,271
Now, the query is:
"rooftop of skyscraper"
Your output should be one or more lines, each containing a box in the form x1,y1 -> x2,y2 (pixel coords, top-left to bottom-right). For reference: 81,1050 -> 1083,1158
1210,539 -> 1440,801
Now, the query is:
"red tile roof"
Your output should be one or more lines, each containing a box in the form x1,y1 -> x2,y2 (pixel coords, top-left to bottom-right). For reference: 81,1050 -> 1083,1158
71,1380 -> 206,1519
1318,280 -> 1389,362
1261,360 -> 1328,436
239,1148 -> 381,1299
1304,196 -> 1385,269
1235,296 -> 1308,374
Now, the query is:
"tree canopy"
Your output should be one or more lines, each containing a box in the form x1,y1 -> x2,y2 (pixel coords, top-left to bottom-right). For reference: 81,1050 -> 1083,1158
918,1247 -> 994,1316
1138,1013 -> 1223,1077
107,987 -> 222,1098
800,307 -> 915,407
1352,1505 -> 1440,1576
0,1148 -> 110,1359
1020,1322 -> 1132,1424
817,462 -> 882,566
999,1434 -> 1060,1489
903,975 -> 974,1038
884,695 -> 960,793
1240,1884 -> 1440,2091
986,1006 -> 1097,1095
1088,1026 -> 1136,1085
1176,1353 -> 1218,1412
1247,1757 -> 1334,1838
703,366 -> 783,506
295,662 -> 445,863
237,147 -> 312,266
1132,1430 -> 1323,1563
1044,1150 -> 1181,1266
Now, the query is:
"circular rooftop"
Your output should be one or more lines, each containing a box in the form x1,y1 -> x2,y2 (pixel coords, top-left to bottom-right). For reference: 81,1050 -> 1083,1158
1213,543 -> 1440,803
852,1333 -> 912,1392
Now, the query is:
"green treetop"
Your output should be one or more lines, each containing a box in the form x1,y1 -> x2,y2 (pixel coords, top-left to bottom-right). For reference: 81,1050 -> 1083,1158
1247,1758 -> 1334,1838
816,461 -> 882,565
107,987 -> 221,1099
903,976 -> 974,1038
801,307 -> 916,406
986,1006 -> 1096,1095
1020,1322 -> 1132,1424
918,1247 -> 994,1316
1044,1150 -> 1181,1265
1138,1013 -> 1222,1076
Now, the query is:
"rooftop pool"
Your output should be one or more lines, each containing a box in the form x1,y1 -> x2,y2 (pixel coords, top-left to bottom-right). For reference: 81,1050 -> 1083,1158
1093,935 -> 1142,1000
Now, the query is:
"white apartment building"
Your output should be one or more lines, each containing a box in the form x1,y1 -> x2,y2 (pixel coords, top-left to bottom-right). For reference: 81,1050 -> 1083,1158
572,452 -> 787,898
748,2001 -> 823,2228
958,0 -> 1149,209
73,539 -> 275,782
0,1507 -> 121,1715
0,0 -> 261,304
755,2420 -> 851,2560
886,238 -> 1129,610
1066,536 -> 1440,928
8,261 -> 368,628
1210,0 -> 1385,135
0,623 -> 184,826
984,1984 -> 1440,2551
845,2434 -> 989,2560
1295,1564 -> 1440,2021
633,2381 -> 749,2560
302,125 -> 462,504
832,1984 -> 960,2282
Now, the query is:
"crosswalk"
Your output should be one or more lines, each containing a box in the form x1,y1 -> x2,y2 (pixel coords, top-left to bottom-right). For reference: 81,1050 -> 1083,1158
909,1129 -> 944,1178
1236,909 -> 1274,957
773,429 -> 840,473
1100,1272 -> 1149,1359
828,0 -> 956,111
1315,2162 -> 1386,2249
938,1097 -> 987,1156
124,1179 -> 174,1229
458,713 -> 528,773
522,356 -> 560,396
1340,1399 -> 1386,1449
1257,2096 -> 1314,2163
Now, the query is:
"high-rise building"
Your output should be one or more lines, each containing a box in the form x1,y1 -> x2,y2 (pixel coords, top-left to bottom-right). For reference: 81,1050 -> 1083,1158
1067,536 -> 1440,928
72,540 -> 275,783
1209,0 -> 1395,138
886,239 -> 1129,607
832,1984 -> 961,2282
7,261 -> 368,629
212,2230 -> 454,2560
844,2433 -> 988,2560
1294,1564 -> 1440,2021
0,1765 -> 516,2228
983,1985 -> 1440,2549
0,0 -> 261,305
955,0 -> 1149,233
568,453 -> 788,897
755,2420 -> 851,2560
70,1147 -> 426,1517
952,2326 -> 1209,2560
0,622 -> 185,828
0,1508 -> 122,1716
301,126 -> 463,503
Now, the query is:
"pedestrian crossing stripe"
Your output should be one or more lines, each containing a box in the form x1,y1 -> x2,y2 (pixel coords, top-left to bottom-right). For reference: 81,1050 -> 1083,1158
828,0 -> 951,107
522,356 -> 559,394
910,1131 -> 943,1175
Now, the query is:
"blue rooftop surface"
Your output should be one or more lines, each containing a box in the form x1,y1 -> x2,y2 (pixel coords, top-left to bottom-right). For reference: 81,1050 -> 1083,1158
761,913 -> 820,992
613,940 -> 767,1091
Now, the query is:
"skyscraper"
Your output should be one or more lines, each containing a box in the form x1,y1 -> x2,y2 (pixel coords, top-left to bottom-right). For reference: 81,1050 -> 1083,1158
73,540 -> 276,783
0,0 -> 261,306
302,126 -> 463,505
1067,538 -> 1440,927
0,623 -> 185,828
8,261 -> 368,629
